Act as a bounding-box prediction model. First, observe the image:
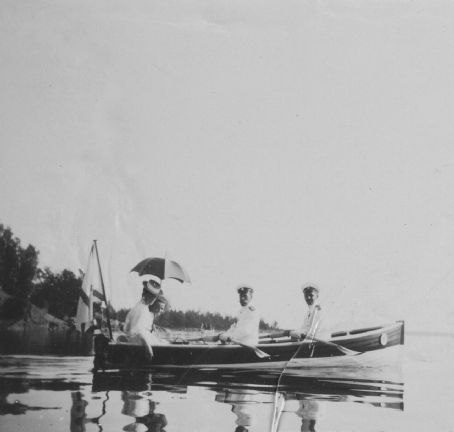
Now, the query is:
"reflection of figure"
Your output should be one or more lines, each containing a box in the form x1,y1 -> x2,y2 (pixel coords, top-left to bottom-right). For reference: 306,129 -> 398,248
215,389 -> 261,432
295,400 -> 325,432
70,392 -> 88,432
219,285 -> 260,345
122,391 -> 168,432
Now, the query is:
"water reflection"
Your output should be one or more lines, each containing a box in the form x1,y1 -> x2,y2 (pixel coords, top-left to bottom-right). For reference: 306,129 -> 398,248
215,388 -> 265,431
121,391 -> 168,432
92,368 -> 403,431
0,376 -> 61,416
0,355 -> 404,432
70,392 -> 89,432
295,400 -> 325,432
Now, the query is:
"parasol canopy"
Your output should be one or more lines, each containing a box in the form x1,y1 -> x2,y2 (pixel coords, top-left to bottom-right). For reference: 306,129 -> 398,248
131,257 -> 191,283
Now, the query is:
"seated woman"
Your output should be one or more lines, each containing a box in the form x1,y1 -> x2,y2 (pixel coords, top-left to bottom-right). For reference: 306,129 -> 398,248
148,296 -> 170,345
123,276 -> 167,356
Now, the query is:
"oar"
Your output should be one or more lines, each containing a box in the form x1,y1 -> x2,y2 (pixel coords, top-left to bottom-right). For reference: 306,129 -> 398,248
260,330 -> 359,356
184,335 -> 270,358
153,324 -> 171,335
304,335 -> 359,355
184,335 -> 219,343
259,331 -> 291,339
230,338 -> 270,359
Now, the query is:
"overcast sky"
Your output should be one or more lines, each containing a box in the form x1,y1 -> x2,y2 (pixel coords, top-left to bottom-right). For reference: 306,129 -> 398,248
1,0 -> 454,332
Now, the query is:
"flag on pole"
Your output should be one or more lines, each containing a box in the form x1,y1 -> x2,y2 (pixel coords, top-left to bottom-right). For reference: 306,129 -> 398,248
74,243 -> 105,331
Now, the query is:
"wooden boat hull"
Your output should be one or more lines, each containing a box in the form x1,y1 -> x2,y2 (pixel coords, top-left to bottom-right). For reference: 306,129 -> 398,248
94,321 -> 404,371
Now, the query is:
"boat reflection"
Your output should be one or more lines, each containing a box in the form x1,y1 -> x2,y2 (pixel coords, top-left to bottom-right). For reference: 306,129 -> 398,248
92,367 -> 403,431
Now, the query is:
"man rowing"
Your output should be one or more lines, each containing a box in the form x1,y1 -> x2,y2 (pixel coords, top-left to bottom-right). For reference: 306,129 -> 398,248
219,285 -> 260,346
289,285 -> 330,341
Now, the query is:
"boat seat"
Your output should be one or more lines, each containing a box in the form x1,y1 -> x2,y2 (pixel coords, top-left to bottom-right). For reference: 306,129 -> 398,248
331,331 -> 348,337
349,326 -> 382,335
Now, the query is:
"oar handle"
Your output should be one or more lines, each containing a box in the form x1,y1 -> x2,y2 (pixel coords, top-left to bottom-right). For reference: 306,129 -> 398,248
184,334 -> 220,343
259,331 -> 291,339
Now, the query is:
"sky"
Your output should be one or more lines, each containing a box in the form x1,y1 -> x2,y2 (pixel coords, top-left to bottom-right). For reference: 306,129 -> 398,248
1,0 -> 454,332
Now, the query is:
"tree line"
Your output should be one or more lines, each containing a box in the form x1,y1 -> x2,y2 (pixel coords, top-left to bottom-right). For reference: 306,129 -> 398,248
0,223 -> 278,331
156,310 -> 276,331
0,223 -> 82,321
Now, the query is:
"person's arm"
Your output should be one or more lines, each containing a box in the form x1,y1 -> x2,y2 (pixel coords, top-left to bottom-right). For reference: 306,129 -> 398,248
289,329 -> 301,339
123,312 -> 132,334
219,317 -> 238,342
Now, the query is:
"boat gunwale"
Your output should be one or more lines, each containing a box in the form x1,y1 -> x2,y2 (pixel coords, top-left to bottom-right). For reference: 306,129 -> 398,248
107,321 -> 403,349
329,321 -> 402,342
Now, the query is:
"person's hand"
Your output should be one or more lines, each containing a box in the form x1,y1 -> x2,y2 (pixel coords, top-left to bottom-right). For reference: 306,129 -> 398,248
289,330 -> 301,340
218,333 -> 231,343
145,346 -> 154,359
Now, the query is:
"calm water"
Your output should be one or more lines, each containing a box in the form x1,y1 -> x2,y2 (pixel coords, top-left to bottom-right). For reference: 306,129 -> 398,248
0,334 -> 452,432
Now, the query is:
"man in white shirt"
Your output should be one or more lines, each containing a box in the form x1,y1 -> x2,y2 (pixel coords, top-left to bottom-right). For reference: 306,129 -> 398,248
290,286 -> 330,341
219,285 -> 260,346
124,275 -> 163,357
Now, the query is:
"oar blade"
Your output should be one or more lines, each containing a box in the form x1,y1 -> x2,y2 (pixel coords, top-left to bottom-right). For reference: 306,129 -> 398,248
230,338 -> 271,359
336,346 -> 360,356
253,348 -> 271,359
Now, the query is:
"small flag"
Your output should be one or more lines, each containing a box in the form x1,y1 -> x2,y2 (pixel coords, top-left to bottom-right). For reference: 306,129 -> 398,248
74,244 -> 105,331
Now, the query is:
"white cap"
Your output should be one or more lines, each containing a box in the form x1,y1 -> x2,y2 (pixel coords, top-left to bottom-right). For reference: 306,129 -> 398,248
301,284 -> 319,294
141,274 -> 162,284
236,284 -> 254,294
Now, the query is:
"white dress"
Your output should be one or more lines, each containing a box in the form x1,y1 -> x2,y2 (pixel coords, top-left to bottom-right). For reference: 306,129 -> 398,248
124,302 -> 168,346
124,301 -> 154,347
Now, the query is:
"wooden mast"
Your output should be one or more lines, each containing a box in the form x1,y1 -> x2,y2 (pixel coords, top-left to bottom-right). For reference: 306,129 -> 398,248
93,240 -> 113,340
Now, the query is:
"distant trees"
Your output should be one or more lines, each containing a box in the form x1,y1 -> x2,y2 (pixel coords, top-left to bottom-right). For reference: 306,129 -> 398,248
0,224 -> 39,299
109,307 -> 280,332
0,223 -> 82,321
155,309 -> 278,331
0,224 -> 40,319
156,309 -> 234,330
110,307 -> 130,323
31,268 -> 82,319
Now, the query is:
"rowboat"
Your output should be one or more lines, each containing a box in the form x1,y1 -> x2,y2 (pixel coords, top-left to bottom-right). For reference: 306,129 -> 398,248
93,320 -> 404,371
